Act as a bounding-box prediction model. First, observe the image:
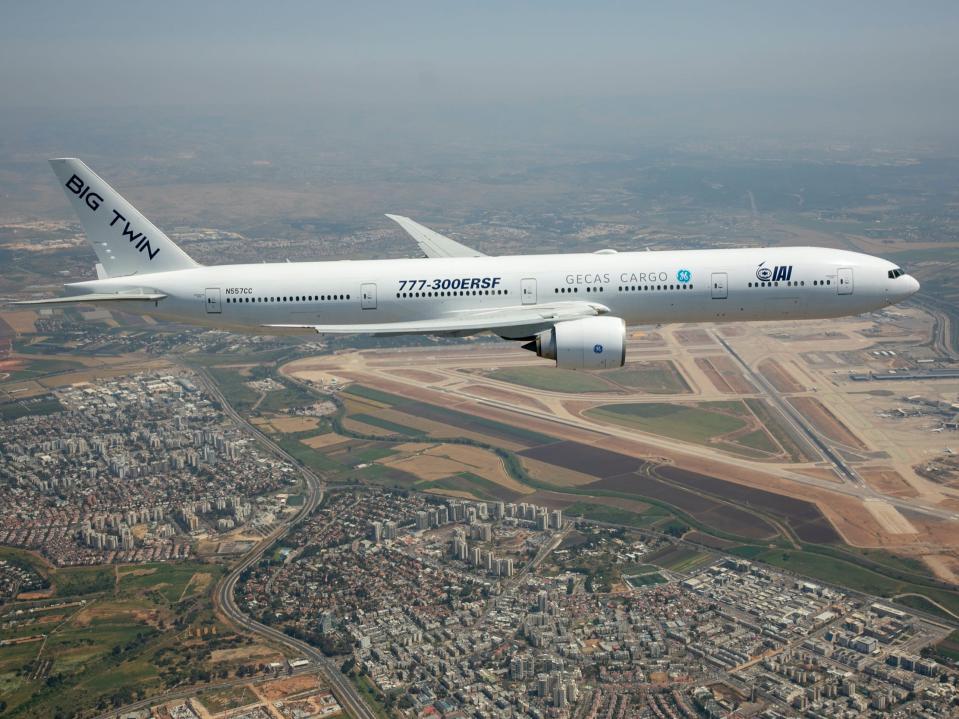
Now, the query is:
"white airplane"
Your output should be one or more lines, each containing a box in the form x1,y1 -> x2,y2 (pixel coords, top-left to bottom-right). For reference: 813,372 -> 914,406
17,158 -> 920,369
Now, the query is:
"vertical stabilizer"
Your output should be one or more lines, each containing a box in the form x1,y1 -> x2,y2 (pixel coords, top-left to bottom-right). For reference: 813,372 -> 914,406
49,158 -> 200,277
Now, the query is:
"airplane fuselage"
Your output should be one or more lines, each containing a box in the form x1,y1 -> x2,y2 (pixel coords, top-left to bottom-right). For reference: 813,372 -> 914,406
64,246 -> 918,336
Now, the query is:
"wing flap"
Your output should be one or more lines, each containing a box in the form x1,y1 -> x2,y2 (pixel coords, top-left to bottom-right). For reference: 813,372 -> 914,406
14,292 -> 166,306
264,301 -> 608,336
386,214 -> 486,258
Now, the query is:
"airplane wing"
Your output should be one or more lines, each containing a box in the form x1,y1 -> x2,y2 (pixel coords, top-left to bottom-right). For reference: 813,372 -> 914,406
386,214 -> 486,258
14,291 -> 166,306
264,301 -> 608,336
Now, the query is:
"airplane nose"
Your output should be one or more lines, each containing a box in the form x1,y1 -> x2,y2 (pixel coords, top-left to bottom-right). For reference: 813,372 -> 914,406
905,275 -> 920,296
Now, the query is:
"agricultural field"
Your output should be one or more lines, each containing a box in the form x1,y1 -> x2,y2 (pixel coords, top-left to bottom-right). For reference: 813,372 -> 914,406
584,401 -> 748,444
485,366 -> 614,393
600,360 -> 691,394
646,545 -> 714,573
583,400 -> 789,460
564,501 -> 669,528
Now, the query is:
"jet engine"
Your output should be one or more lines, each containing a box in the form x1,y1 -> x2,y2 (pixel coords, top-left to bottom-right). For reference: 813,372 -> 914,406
522,316 -> 626,369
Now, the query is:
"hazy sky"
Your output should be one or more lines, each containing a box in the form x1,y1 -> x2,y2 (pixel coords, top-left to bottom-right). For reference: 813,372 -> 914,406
3,1 -> 959,143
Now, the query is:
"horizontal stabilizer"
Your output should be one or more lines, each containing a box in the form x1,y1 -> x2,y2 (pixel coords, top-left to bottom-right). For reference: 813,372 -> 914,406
386,214 -> 486,258
14,292 -> 166,306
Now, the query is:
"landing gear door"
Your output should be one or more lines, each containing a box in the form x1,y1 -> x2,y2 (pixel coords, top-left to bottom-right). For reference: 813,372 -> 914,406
521,278 -> 537,305
205,288 -> 221,314
837,267 -> 853,295
710,272 -> 727,300
361,283 -> 377,310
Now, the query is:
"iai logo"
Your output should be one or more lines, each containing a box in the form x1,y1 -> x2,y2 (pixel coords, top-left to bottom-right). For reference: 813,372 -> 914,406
677,269 -> 691,283
756,261 -> 792,282
593,344 -> 604,354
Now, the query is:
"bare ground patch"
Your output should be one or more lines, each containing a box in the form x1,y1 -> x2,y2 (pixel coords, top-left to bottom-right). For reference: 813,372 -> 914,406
301,433 -> 350,449
788,396 -> 867,449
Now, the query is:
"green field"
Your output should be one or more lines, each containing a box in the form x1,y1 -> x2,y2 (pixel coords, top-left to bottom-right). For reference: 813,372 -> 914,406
625,572 -> 667,587
565,501 -> 670,528
349,413 -> 426,437
0,357 -> 86,381
585,401 -> 748,443
0,559 -> 238,719
117,562 -> 223,603
932,630 -> 959,664
54,565 -> 116,596
0,395 -> 64,420
341,384 -> 405,405
207,367 -> 259,410
256,382 -> 316,412
487,367 -> 613,393
601,362 -> 691,394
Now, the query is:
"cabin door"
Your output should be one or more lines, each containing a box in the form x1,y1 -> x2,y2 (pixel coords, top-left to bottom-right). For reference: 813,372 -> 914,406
710,273 -> 728,300
521,278 -> 537,305
205,288 -> 221,314
361,283 -> 377,310
837,268 -> 853,295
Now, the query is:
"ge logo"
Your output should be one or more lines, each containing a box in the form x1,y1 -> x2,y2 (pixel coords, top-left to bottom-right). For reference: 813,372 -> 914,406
593,344 -> 604,354
677,269 -> 691,283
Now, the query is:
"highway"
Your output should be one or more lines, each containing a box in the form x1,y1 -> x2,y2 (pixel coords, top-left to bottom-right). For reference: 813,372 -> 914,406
195,367 -> 378,719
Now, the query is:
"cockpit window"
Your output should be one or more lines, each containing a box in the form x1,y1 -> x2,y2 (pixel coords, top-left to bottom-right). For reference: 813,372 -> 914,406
887,267 -> 905,279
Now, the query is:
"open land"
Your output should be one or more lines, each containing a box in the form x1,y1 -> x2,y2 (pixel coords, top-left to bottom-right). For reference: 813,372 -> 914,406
284,307 -> 959,594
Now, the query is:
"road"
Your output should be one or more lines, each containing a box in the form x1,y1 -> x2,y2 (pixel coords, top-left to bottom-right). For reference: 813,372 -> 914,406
196,367 -> 378,719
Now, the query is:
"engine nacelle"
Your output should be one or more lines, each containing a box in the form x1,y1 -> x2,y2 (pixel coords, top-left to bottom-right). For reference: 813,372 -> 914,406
523,316 -> 626,369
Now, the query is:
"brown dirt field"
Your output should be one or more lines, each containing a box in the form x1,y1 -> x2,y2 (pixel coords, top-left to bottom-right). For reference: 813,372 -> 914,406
35,613 -> 65,624
301,433 -> 350,449
706,356 -> 755,393
718,326 -> 746,337
695,357 -> 734,393
860,468 -> 920,498
863,500 -> 917,535
460,383 -> 551,412
427,488 -> 480,500
386,369 -> 447,383
341,417 -> 397,437
816,495 -> 890,547
258,674 -> 321,701
0,311 -> 37,333
360,401 -> 533,451
16,588 -> 54,600
758,359 -> 805,393
268,416 -> 320,433
380,444 -> 533,494
209,646 -> 284,664
674,329 -> 715,346
520,456 -> 600,487
898,511 -> 959,549
788,396 -> 867,449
